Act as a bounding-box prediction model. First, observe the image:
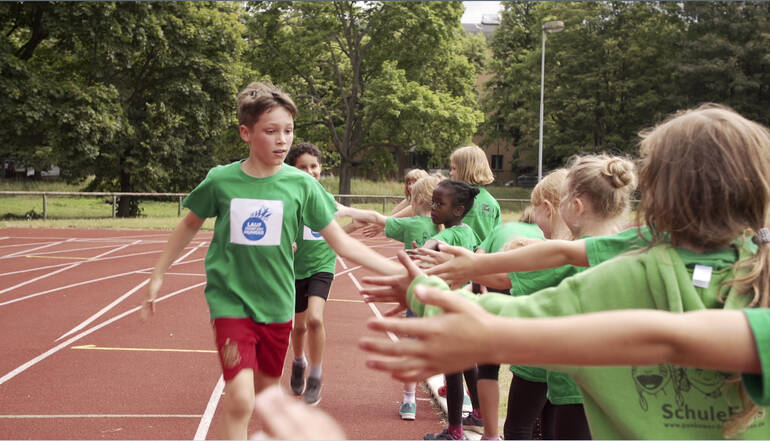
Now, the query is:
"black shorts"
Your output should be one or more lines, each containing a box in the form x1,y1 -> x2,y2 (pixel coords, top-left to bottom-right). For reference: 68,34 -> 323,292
295,272 -> 334,313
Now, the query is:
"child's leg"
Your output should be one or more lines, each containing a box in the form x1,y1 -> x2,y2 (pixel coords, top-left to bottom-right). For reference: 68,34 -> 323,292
291,279 -> 310,395
553,404 -> 591,440
221,369 -> 256,440
477,364 -> 501,438
503,377 -> 548,440
445,372 -> 464,427
291,310 -> 308,359
306,295 -> 327,371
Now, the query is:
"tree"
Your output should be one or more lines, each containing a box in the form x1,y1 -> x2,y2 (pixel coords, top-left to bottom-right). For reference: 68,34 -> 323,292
1,2 -> 247,216
245,1 -> 484,197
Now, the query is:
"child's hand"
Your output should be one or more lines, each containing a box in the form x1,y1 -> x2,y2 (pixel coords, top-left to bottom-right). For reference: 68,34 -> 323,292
362,224 -> 383,238
141,275 -> 163,321
411,247 -> 454,267
425,243 -> 478,287
359,283 -> 497,382
251,385 -> 346,440
360,250 -> 424,308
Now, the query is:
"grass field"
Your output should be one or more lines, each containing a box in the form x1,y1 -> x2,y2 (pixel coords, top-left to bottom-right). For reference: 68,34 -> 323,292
0,177 -> 530,229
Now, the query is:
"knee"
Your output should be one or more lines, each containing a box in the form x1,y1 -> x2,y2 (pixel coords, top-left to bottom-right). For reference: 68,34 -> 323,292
223,386 -> 254,419
306,314 -> 324,332
292,320 -> 308,336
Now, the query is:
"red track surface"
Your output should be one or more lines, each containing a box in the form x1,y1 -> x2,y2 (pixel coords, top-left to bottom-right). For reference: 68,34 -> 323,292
0,227 -> 444,440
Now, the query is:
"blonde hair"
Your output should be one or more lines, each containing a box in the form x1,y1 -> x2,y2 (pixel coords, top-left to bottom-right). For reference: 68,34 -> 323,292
519,205 -> 536,223
404,169 -> 430,199
564,154 -> 637,219
637,104 -> 770,437
237,81 -> 298,128
450,145 -> 495,185
531,169 -> 568,208
411,175 -> 441,209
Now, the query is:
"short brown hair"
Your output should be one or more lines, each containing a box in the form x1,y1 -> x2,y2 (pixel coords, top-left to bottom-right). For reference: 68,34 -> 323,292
236,81 -> 298,128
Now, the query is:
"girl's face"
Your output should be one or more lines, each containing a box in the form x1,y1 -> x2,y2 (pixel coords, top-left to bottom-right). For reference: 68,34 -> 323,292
294,153 -> 321,180
449,160 -> 459,180
431,186 -> 463,225
406,178 -> 417,197
558,179 -> 583,236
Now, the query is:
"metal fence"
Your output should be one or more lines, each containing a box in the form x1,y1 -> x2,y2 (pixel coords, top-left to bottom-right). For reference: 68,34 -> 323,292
0,191 -> 533,219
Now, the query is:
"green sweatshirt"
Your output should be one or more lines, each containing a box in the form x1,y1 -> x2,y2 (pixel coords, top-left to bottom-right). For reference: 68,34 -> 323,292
408,240 -> 768,439
742,308 -> 770,406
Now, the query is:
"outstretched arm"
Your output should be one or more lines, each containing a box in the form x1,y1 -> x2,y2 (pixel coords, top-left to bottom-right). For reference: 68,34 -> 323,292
426,239 -> 589,283
335,205 -> 387,227
360,285 -> 761,382
142,211 -> 205,320
321,220 -> 403,275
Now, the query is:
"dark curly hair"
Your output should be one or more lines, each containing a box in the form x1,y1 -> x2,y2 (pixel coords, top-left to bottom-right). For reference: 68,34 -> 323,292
438,179 -> 480,217
286,142 -> 323,166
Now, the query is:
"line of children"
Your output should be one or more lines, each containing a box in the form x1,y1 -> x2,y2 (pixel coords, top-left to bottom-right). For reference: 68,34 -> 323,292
335,174 -> 441,420
285,142 -> 335,405
359,103 -> 770,439
359,168 -> 430,238
141,81 -> 403,440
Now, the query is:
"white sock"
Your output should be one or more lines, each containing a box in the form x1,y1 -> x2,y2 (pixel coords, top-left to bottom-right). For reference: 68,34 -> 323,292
309,364 -> 322,380
403,391 -> 416,404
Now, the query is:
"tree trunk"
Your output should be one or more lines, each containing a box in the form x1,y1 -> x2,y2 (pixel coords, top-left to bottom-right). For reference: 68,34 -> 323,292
117,169 -> 139,217
338,160 -> 353,206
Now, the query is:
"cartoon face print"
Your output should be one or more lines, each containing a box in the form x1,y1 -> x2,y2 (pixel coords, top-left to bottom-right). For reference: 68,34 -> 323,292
632,365 -> 671,411
684,368 -> 731,398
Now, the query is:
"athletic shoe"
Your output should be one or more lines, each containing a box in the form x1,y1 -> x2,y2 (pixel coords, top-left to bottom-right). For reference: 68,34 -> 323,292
462,413 -> 484,434
290,361 -> 305,395
399,402 -> 417,420
423,428 -> 467,440
303,376 -> 322,405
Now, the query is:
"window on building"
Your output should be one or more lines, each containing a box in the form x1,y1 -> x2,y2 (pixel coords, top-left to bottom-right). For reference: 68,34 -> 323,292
491,154 -> 504,171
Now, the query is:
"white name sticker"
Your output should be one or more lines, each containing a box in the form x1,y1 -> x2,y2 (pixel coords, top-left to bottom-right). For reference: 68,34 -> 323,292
229,198 -> 284,246
302,225 -> 325,241
692,264 -> 713,288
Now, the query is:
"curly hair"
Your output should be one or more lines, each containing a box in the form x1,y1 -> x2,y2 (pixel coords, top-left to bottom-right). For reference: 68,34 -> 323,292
286,142 -> 323,166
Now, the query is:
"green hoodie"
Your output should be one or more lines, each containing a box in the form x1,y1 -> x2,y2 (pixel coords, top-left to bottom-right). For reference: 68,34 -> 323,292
408,240 -> 767,439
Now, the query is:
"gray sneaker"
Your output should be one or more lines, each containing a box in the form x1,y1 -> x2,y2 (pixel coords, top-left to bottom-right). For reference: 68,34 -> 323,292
290,362 -> 305,396
303,376 -> 322,405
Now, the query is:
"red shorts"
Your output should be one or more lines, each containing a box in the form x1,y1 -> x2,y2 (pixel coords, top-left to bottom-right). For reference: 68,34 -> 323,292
212,318 -> 292,381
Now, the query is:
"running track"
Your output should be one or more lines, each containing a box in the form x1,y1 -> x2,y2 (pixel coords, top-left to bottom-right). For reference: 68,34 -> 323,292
0,227 -> 444,439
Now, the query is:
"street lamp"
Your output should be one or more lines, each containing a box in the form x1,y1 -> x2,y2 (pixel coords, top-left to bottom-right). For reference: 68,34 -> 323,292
537,20 -> 565,182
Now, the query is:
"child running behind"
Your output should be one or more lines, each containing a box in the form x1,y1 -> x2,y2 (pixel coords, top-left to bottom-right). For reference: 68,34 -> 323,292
141,81 -> 402,440
335,174 -> 441,420
360,103 -> 770,439
285,142 -> 335,405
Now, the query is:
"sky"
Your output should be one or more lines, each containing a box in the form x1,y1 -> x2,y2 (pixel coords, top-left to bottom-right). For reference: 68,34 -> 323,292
461,1 -> 503,23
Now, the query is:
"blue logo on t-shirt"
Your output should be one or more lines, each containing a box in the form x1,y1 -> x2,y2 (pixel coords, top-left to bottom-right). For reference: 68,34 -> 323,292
242,207 -> 271,241
311,230 -> 323,239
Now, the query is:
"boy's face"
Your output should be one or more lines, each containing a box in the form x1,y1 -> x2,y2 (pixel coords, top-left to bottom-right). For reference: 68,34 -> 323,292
294,153 -> 322,180
430,186 -> 462,225
239,106 -> 294,168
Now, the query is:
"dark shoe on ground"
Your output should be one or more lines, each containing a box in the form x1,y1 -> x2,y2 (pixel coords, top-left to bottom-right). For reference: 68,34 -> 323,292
290,362 -> 305,396
303,376 -> 322,405
462,413 -> 484,434
424,428 -> 467,440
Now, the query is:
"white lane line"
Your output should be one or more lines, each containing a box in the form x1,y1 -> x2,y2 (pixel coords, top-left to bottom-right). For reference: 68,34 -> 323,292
194,376 -> 225,441
0,240 -> 141,296
0,238 -> 76,259
333,255 -> 397,278
135,270 -> 205,277
337,256 -> 398,342
24,243 -> 133,257
0,414 -> 202,419
55,242 -> 208,341
0,240 -> 63,250
0,257 -> 205,308
0,281 -> 206,386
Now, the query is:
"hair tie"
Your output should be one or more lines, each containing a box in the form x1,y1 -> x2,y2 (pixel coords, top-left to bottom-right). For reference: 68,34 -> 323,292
753,228 -> 770,245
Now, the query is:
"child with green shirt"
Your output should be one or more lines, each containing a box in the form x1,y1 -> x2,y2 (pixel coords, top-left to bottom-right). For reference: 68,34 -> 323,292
284,142 -> 336,406
448,146 -> 502,243
141,81 -> 403,440
360,103 -> 770,440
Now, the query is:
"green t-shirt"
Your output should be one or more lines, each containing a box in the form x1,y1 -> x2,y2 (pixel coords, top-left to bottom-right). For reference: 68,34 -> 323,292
294,222 -> 337,280
463,187 -> 501,242
409,239 -> 767,439
742,308 -> 770,406
431,223 -> 480,251
478,221 -> 545,253
584,225 -> 651,267
385,216 -> 438,249
184,162 -> 336,323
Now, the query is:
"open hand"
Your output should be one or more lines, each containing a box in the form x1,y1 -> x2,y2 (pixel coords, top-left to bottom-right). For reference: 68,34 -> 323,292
251,385 -> 346,440
361,250 -> 424,309
424,243 -> 478,287
140,275 -> 163,321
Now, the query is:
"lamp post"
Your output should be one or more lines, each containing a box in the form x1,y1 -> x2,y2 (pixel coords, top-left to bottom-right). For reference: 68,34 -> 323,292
538,20 -> 565,182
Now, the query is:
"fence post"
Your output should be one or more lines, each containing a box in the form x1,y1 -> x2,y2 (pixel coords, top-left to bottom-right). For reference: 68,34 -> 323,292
42,194 -> 47,220
382,196 -> 386,213
178,196 -> 182,217
112,195 -> 117,218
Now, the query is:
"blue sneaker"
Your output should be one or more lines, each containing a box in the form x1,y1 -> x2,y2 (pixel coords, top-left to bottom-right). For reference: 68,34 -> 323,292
399,401 -> 416,420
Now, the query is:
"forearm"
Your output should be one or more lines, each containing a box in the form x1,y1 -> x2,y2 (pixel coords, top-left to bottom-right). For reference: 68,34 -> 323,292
473,273 -> 512,290
343,206 -> 387,226
152,212 -> 204,278
322,220 -> 403,275
390,199 -> 409,216
391,204 -> 414,218
470,240 -> 588,277
485,309 -> 760,373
